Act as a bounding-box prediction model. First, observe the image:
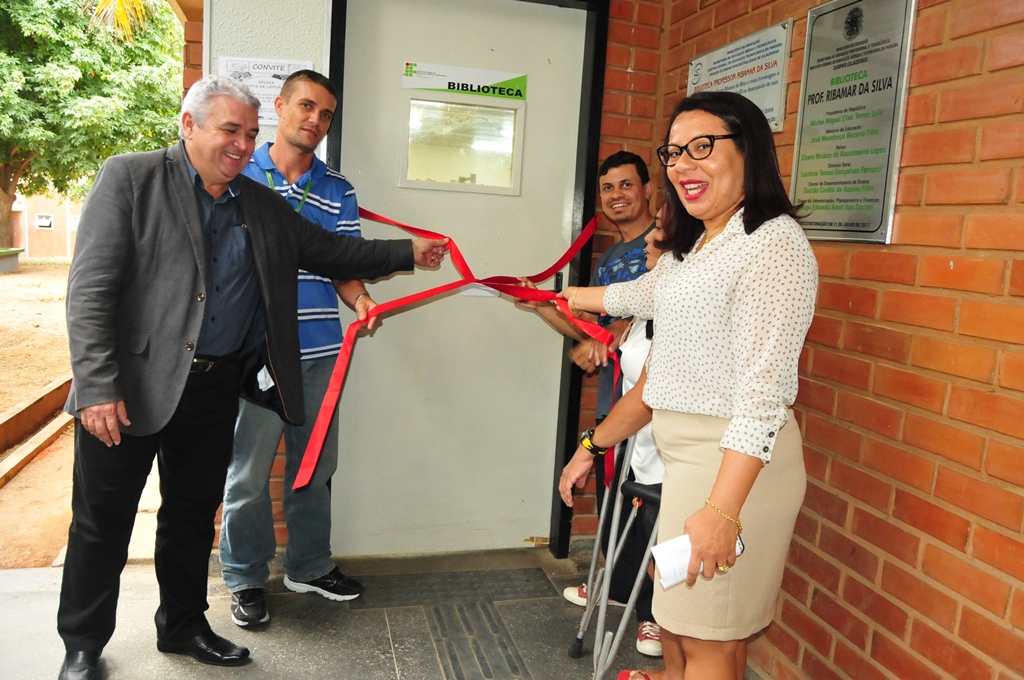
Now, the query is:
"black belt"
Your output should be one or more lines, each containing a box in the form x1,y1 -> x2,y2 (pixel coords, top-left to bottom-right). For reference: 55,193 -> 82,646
190,352 -> 238,373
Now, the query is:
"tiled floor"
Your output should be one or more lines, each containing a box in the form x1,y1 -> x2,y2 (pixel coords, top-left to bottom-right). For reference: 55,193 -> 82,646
0,549 -> 664,680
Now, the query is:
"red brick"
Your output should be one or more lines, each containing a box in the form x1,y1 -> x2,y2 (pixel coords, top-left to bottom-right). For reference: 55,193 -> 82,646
966,213 -> 1024,251
609,0 -> 633,20
789,541 -> 841,594
950,0 -> 1024,38
961,300 -> 1024,344
905,93 -> 937,127
913,10 -> 945,48
669,0 -> 697,25
990,28 -> 1024,71
812,349 -> 872,390
831,460 -> 892,512
603,68 -> 657,94
949,385 -> 1024,439
763,620 -> 801,663
843,322 -> 911,362
804,481 -> 848,526
695,26 -> 730,57
959,608 -> 1024,677
852,506 -> 919,565
605,44 -> 631,68
817,282 -> 877,318
862,437 -> 934,492
183,21 -> 203,43
728,9 -> 770,41
903,412 -> 985,468
910,336 -> 996,383
980,119 -> 1024,161
1011,590 -> 1024,630
804,413 -> 862,460
819,522 -> 884,581
636,3 -> 663,26
910,43 -> 983,87
843,576 -> 909,637
600,114 -> 654,140
879,290 -> 957,331
986,439 -> 1024,487
935,465 -> 1024,530
923,544 -> 1010,615
973,526 -> 1024,581
571,513 -> 598,534
893,489 -> 971,550
834,641 -> 888,680
712,0 -> 747,25
939,81 -> 1024,122
872,630 -> 944,680
803,443 -> 829,482
1012,261 -> 1024,296
608,21 -> 660,49
909,620 -> 993,680
807,314 -> 843,348
603,91 -> 627,114
849,250 -> 917,284
183,67 -> 202,90
872,365 -> 947,413
782,565 -> 811,603
881,562 -> 957,630
925,168 -> 1013,204
632,51 -> 661,75
812,246 -> 848,278
836,392 -> 901,440
793,508 -> 819,544
919,255 -> 1005,295
890,213 -> 961,247
801,650 -> 843,680
998,352 -> 1024,392
681,9 -> 714,41
185,43 -> 202,68
781,599 -> 833,657
797,378 -> 836,415
897,173 -> 924,205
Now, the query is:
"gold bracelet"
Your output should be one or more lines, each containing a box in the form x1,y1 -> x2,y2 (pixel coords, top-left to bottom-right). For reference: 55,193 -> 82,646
569,287 -> 580,317
705,498 -> 742,533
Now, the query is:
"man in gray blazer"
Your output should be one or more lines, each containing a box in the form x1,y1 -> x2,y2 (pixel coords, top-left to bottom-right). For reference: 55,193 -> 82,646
57,74 -> 447,680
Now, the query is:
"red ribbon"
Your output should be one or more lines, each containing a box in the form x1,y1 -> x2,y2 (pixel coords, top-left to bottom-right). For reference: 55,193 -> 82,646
293,208 -> 615,490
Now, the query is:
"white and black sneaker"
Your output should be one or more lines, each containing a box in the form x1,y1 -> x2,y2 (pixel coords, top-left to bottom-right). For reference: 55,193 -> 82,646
283,567 -> 363,601
230,588 -> 269,627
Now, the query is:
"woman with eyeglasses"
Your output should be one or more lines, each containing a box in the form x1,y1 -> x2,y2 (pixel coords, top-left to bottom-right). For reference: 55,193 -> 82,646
559,91 -> 817,680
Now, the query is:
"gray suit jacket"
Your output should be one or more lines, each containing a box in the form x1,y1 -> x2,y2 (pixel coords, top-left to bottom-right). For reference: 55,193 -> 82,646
65,143 -> 413,434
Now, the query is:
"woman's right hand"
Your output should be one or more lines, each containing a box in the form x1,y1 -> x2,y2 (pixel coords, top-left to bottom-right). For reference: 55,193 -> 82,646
558,447 -> 595,507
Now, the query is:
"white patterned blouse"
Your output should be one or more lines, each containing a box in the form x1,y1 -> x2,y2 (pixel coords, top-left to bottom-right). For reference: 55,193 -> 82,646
603,208 -> 818,462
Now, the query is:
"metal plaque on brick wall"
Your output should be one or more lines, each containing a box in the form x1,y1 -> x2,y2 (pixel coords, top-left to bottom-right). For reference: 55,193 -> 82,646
791,0 -> 917,243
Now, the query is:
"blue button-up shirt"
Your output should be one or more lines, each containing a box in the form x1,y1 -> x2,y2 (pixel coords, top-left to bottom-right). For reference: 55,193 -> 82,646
182,142 -> 261,356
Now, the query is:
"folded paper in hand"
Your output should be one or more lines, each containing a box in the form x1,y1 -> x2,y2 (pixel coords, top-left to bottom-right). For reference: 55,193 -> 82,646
650,533 -> 745,589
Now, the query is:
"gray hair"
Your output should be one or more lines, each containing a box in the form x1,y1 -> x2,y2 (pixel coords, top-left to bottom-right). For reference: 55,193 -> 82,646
178,74 -> 260,138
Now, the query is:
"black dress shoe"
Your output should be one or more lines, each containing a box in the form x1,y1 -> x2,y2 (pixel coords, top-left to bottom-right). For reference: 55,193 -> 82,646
156,629 -> 250,666
58,650 -> 100,680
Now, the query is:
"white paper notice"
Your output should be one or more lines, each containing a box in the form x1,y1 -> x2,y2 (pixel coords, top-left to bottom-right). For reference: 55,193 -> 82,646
651,534 -> 745,589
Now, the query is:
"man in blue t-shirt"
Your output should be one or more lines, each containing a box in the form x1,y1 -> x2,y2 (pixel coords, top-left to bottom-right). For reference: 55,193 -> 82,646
219,70 -> 372,626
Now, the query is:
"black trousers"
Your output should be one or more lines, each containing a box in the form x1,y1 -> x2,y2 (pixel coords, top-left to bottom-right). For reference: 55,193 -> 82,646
57,362 -> 240,651
595,438 -> 658,624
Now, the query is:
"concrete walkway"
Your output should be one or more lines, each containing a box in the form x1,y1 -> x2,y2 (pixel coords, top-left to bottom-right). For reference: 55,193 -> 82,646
0,549 -> 664,680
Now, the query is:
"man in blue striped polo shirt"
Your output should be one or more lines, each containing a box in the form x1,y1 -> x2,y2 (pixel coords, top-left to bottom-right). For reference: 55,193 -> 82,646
219,70 -> 372,626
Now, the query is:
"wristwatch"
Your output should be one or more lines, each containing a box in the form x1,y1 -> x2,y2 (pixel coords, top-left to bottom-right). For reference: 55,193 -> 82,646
580,427 -> 609,455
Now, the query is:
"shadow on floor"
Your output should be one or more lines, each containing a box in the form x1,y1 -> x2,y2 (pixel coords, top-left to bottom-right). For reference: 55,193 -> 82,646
1,548 -> 664,679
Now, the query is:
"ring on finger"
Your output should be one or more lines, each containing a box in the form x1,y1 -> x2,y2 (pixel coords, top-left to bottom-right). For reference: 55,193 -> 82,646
716,563 -> 730,574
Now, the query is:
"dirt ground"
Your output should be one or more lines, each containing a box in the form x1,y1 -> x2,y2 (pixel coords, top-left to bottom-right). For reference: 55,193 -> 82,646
0,262 -> 75,569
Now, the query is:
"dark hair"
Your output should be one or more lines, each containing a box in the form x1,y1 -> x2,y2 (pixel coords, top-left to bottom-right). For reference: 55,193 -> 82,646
658,91 -> 801,259
599,150 -> 650,186
280,69 -> 338,102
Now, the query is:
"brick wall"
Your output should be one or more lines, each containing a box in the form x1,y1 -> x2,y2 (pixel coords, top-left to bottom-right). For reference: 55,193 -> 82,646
183,20 -> 202,92
622,0 -> 1024,678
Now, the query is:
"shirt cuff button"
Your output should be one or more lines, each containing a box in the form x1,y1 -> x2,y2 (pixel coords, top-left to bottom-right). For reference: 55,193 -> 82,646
763,446 -> 770,453
768,431 -> 775,438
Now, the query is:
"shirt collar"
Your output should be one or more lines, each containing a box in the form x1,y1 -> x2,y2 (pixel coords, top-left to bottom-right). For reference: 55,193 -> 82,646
180,140 -> 242,198
252,142 -> 327,186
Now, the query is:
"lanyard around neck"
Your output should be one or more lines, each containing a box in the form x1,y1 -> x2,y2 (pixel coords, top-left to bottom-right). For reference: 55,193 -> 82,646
265,170 -> 312,212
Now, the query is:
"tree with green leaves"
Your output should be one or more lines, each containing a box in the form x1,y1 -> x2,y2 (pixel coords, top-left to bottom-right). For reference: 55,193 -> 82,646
0,0 -> 183,248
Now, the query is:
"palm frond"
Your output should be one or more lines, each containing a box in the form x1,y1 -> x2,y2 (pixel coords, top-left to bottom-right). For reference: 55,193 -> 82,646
83,0 -> 152,40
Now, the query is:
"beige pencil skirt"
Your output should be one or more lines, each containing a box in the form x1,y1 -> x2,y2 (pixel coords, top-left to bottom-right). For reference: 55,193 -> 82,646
650,409 -> 806,641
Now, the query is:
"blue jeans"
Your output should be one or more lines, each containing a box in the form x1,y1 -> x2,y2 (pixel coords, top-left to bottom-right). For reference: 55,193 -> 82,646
219,356 -> 340,591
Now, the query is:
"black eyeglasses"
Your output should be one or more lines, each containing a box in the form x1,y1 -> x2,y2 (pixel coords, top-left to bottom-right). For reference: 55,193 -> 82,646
656,133 -> 742,167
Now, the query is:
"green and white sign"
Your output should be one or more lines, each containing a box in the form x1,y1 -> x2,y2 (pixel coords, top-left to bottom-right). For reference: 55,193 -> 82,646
402,61 -> 527,101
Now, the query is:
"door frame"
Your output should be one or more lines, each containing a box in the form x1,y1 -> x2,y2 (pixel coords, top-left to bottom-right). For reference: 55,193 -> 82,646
325,0 -> 610,559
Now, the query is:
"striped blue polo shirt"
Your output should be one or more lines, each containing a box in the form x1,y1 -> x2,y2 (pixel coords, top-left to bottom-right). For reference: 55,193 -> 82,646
242,143 -> 361,361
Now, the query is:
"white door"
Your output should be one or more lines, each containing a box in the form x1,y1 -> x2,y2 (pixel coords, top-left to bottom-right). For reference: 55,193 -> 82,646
331,0 -> 588,556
